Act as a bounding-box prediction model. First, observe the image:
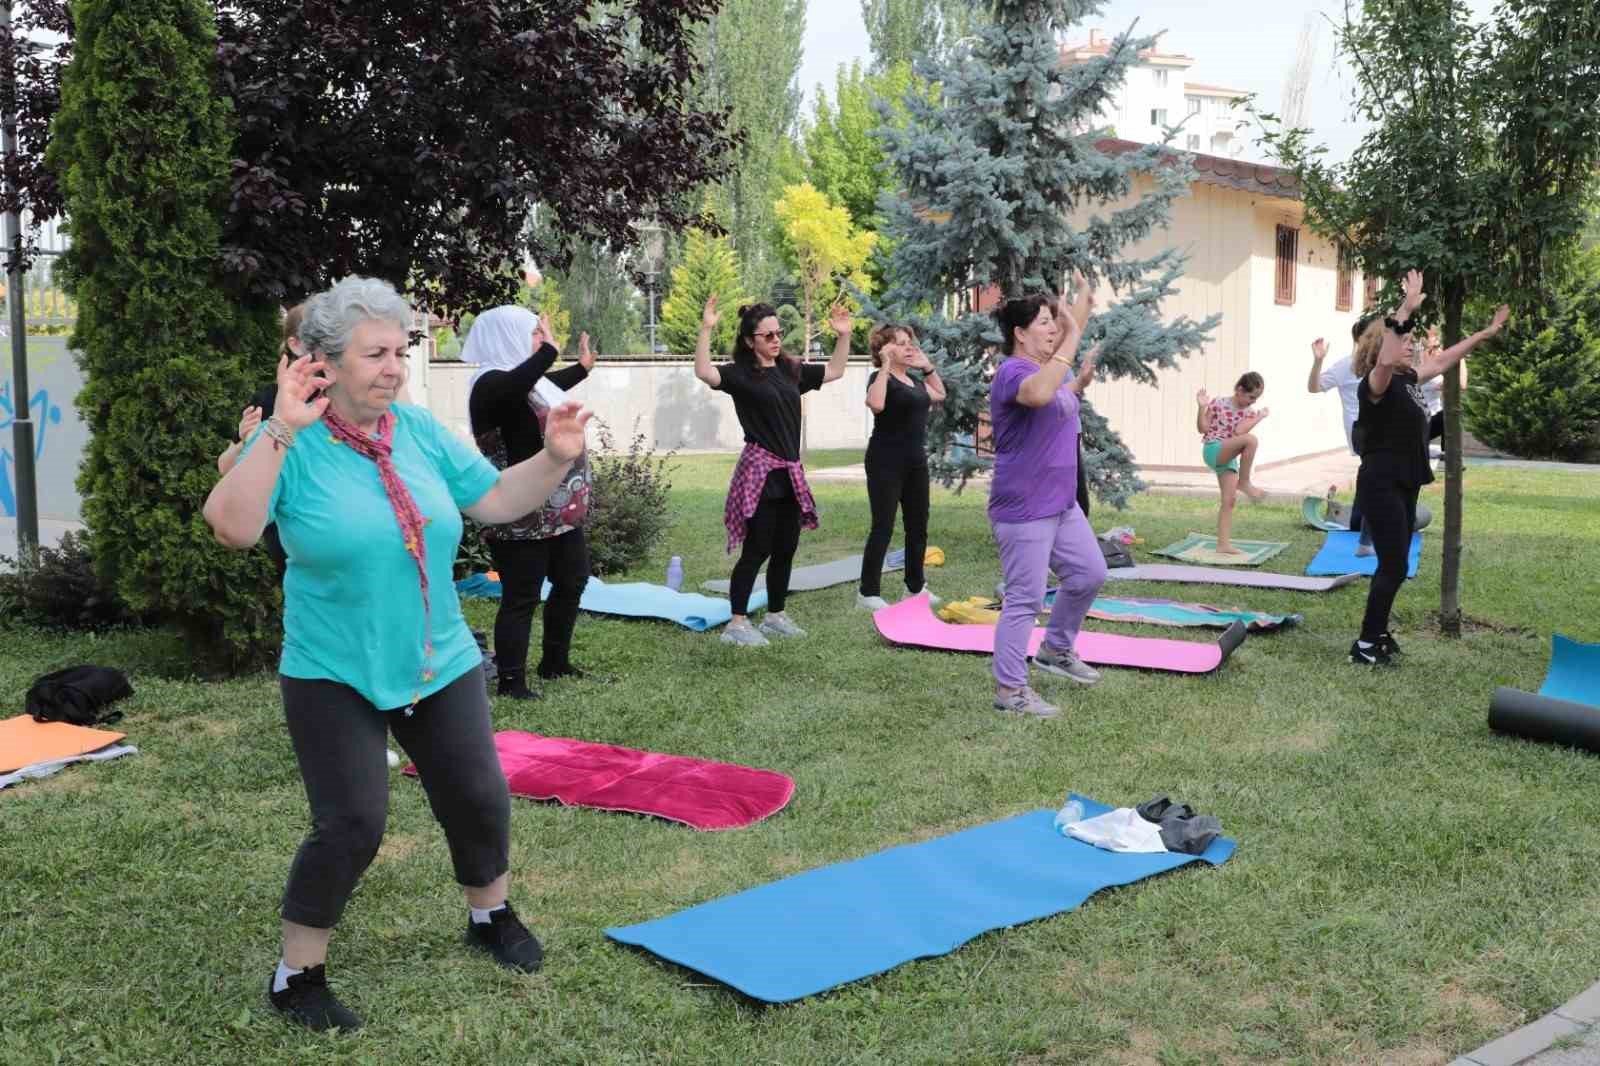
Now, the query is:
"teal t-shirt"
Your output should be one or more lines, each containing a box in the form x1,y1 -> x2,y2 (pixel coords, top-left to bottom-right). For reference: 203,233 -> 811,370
245,404 -> 499,710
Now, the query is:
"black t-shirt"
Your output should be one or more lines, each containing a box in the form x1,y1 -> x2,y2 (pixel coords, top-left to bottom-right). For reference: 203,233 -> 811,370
468,343 -> 589,466
247,383 -> 278,424
241,383 -> 284,565
866,370 -> 931,463
713,360 -> 826,461
1355,366 -> 1434,488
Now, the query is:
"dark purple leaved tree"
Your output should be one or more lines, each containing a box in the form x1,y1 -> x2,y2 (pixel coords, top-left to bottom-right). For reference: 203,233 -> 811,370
6,0 -> 737,312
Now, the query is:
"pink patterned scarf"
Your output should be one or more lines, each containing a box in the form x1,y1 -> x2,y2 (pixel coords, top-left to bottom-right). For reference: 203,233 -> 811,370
322,406 -> 436,687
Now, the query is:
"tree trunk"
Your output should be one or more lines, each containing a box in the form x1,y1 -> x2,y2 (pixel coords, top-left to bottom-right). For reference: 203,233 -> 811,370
1439,285 -> 1465,637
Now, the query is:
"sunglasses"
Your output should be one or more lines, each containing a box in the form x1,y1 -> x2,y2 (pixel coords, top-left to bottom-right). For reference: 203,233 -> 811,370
753,329 -> 783,342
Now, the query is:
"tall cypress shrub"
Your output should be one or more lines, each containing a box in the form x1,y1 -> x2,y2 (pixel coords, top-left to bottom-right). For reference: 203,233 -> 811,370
48,0 -> 283,667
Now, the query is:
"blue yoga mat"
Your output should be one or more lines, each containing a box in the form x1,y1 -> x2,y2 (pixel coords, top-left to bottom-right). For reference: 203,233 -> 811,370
453,574 -> 767,632
1305,530 -> 1422,578
606,797 -> 1236,1003
1540,634 -> 1600,705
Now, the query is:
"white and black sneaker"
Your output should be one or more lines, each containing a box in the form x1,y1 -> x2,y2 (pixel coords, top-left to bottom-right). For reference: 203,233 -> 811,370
1348,639 -> 1394,666
1376,631 -> 1404,658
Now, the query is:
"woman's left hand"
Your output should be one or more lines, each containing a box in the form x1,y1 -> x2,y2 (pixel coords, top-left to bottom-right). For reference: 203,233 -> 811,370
577,331 -> 597,370
1484,304 -> 1510,338
828,303 -> 852,338
543,401 -> 592,463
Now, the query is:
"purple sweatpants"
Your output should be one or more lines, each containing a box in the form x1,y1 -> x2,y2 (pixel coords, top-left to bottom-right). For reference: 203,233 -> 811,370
991,506 -> 1108,689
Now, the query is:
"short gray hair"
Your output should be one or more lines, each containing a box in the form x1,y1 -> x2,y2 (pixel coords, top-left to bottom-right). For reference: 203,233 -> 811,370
298,276 -> 412,362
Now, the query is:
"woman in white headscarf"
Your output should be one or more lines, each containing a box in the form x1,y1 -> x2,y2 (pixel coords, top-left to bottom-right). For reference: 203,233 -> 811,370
464,306 -> 598,699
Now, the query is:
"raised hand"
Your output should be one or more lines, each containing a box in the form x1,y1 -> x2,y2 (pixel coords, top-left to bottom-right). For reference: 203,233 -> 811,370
1311,337 -> 1327,361
1485,304 -> 1510,337
577,331 -> 596,370
542,400 -> 593,463
1401,269 -> 1426,315
907,347 -> 934,372
1079,344 -> 1100,376
237,405 -> 263,443
827,302 -> 852,338
701,294 -> 721,334
532,316 -> 558,355
274,352 -> 332,430
1069,268 -> 1094,325
1195,387 -> 1211,407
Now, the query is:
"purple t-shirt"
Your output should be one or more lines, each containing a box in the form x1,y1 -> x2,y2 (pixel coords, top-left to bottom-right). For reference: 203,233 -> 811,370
988,356 -> 1080,524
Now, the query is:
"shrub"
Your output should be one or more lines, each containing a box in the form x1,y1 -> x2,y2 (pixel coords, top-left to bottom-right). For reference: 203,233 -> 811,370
1466,256 -> 1600,460
0,531 -> 143,630
454,517 -> 494,581
47,0 -> 285,669
585,418 -> 676,577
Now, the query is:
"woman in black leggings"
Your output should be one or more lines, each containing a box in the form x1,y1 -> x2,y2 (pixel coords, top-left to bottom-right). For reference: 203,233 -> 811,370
1348,269 -> 1507,666
857,322 -> 945,609
694,296 -> 852,646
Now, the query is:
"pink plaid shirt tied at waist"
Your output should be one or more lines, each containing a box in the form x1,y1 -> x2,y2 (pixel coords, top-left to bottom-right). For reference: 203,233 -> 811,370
723,443 -> 820,552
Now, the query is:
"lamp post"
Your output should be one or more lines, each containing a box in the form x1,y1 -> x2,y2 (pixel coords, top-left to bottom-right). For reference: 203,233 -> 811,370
2,7 -> 41,563
639,222 -> 664,354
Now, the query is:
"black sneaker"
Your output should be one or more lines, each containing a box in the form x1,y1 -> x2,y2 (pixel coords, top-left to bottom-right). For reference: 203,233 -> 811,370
1377,631 -> 1404,657
1348,639 -> 1394,666
496,679 -> 541,701
465,903 -> 544,973
267,965 -> 363,1033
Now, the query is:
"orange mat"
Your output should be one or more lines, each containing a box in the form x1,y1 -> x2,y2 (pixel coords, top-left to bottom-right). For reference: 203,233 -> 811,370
0,714 -> 127,773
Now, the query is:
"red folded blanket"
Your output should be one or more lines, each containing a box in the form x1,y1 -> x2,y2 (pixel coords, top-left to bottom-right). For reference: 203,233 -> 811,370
406,730 -> 794,831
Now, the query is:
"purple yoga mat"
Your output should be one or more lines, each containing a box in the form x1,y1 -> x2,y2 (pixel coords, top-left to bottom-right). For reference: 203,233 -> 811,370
873,593 -> 1244,675
1105,563 -> 1360,591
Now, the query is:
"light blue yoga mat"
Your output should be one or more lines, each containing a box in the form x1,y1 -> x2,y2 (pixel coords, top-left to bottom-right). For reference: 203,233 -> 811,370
606,797 -> 1236,1003
1305,530 -> 1422,578
453,574 -> 767,632
1540,634 -> 1600,705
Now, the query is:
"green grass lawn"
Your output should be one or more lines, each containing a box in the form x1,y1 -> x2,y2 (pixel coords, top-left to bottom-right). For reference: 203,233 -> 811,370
3,455 -> 1599,1065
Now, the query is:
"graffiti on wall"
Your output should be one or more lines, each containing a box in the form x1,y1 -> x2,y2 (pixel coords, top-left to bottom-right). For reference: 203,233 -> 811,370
0,381 -> 64,517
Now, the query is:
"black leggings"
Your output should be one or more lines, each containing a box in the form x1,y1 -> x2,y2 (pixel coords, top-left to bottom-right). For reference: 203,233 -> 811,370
1355,469 -> 1420,640
860,454 -> 928,597
487,528 -> 589,681
730,494 -> 801,615
279,666 -> 509,929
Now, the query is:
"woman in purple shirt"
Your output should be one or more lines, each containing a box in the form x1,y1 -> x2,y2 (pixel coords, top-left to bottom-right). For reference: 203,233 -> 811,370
988,274 -> 1107,719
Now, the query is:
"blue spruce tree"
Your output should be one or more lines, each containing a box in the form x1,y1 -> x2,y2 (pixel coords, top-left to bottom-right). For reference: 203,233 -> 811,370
869,2 -> 1218,505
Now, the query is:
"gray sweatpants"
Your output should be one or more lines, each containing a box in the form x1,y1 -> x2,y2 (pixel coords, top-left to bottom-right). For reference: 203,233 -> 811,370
278,665 -> 510,928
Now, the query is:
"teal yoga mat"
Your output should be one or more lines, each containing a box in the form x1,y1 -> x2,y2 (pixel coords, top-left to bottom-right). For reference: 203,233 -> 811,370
454,574 -> 767,631
1082,594 -> 1300,632
1304,530 -> 1422,578
606,798 -> 1235,1003
1489,635 -> 1600,753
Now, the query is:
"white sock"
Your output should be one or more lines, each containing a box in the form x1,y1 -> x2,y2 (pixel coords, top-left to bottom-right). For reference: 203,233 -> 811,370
272,959 -> 305,993
470,903 -> 507,925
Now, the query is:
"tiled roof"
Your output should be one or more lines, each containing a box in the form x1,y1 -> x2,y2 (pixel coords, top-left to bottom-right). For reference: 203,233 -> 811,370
1095,137 -> 1302,200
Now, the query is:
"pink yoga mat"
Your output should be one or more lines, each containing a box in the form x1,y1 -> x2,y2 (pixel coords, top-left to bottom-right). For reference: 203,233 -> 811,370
406,731 -> 794,831
873,593 -> 1244,675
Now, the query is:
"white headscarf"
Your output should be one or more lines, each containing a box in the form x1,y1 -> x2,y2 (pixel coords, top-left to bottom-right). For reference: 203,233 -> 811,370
462,305 -> 540,395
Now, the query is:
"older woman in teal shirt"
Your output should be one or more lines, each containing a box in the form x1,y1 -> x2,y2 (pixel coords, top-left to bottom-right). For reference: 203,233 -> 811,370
205,276 -> 590,1033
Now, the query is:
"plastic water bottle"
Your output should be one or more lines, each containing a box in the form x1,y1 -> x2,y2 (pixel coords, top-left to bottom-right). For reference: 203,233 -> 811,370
1053,797 -> 1086,836
665,556 -> 684,591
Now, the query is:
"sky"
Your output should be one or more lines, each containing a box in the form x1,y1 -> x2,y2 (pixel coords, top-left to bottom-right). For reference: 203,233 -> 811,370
798,0 -> 1496,166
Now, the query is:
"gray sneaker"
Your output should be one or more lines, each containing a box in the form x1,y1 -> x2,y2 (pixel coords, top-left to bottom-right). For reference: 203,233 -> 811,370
1354,542 -> 1375,558
720,619 -> 770,647
994,686 -> 1060,719
758,612 -> 807,639
1033,642 -> 1102,685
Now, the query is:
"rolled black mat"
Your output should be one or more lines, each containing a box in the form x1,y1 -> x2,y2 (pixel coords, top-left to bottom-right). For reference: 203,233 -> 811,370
1487,687 -> 1600,754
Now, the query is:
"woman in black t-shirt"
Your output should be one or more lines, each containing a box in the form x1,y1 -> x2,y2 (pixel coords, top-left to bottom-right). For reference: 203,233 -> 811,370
694,296 -> 853,646
1348,269 -> 1508,666
856,322 -> 945,610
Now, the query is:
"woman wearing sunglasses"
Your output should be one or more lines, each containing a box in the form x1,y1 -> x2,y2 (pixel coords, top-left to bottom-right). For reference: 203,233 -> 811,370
694,296 -> 853,646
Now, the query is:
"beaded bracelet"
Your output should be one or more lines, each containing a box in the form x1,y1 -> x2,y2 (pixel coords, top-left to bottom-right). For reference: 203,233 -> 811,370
262,416 -> 297,451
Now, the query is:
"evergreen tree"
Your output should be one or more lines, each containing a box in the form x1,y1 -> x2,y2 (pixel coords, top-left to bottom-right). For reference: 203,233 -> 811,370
869,2 -> 1217,505
659,229 -> 745,356
47,0 -> 283,666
